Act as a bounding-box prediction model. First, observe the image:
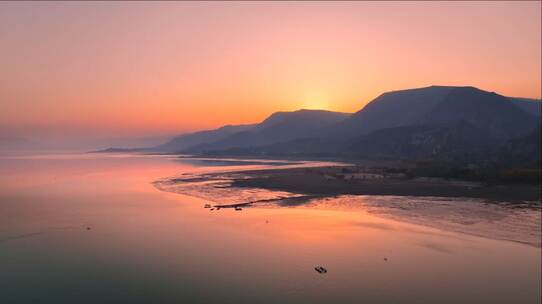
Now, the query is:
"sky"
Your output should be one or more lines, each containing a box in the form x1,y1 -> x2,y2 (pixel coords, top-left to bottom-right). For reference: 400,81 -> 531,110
0,1 -> 540,145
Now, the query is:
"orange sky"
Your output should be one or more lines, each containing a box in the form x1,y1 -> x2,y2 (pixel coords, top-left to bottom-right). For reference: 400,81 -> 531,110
1,1 -> 540,139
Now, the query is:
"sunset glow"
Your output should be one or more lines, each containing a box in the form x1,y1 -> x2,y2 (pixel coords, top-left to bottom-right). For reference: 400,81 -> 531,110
1,1 -> 540,140
1,2 -> 541,302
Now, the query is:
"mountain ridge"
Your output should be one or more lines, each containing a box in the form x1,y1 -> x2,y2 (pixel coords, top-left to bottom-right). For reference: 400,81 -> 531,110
96,85 -> 540,160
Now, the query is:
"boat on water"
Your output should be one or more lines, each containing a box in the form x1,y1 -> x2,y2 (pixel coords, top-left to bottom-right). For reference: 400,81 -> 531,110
314,266 -> 327,274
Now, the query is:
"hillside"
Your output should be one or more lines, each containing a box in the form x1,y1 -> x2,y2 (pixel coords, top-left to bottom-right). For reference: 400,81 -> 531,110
421,87 -> 539,140
346,121 -> 496,160
186,109 -> 351,152
196,86 -> 540,163
99,85 -> 540,160
325,86 -> 539,140
510,98 -> 542,116
153,124 -> 256,152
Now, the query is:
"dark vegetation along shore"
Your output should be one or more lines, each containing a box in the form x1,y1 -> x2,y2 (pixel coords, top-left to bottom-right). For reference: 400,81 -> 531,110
227,165 -> 541,204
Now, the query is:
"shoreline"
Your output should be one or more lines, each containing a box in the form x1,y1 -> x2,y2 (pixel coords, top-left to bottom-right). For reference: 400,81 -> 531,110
154,162 -> 541,247
226,166 -> 541,204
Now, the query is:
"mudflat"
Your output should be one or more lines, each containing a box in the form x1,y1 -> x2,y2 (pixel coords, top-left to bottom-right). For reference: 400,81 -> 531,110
228,166 -> 541,204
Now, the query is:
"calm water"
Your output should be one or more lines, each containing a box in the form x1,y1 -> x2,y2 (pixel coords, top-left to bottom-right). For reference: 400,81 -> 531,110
0,153 -> 540,304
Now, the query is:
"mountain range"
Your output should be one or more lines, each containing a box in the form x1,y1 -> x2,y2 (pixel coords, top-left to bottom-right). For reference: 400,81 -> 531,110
100,85 -> 541,164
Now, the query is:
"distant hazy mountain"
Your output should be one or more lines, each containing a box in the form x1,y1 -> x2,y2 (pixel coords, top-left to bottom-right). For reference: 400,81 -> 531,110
197,86 -> 540,161
100,85 -> 540,161
185,109 -> 350,152
99,110 -> 349,153
213,121 -> 498,160
154,124 -> 256,152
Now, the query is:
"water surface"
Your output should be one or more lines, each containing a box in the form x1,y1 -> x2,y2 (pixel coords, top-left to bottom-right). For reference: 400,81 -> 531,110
1,153 -> 540,303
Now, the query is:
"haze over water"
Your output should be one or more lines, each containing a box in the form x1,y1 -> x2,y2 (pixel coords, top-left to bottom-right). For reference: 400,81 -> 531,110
1,153 -> 539,304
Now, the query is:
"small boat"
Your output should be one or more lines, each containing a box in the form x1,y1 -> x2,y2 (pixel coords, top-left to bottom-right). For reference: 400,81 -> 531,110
204,204 -> 211,208
235,206 -> 242,211
314,266 -> 327,274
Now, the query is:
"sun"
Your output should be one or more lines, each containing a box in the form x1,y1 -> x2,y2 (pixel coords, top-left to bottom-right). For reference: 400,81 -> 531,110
300,93 -> 330,110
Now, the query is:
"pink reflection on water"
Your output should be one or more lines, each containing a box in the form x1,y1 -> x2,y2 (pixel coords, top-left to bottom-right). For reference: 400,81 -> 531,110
0,153 -> 540,304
